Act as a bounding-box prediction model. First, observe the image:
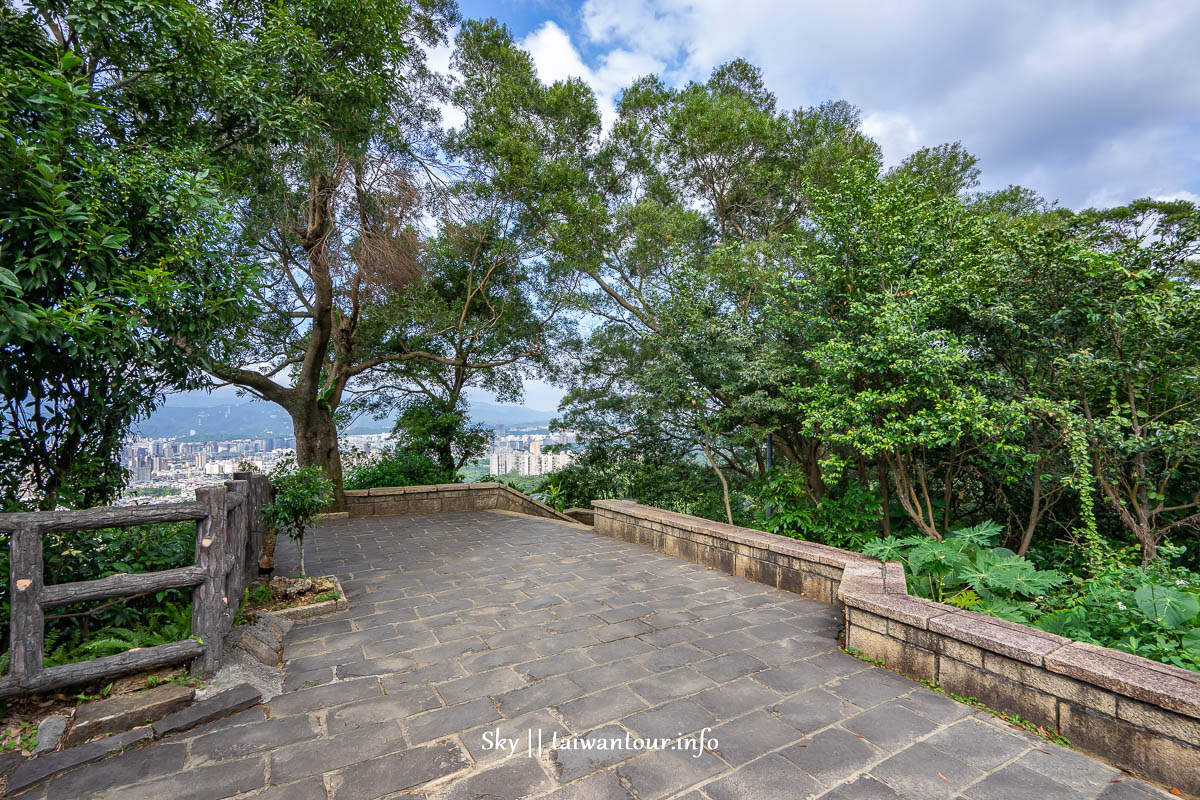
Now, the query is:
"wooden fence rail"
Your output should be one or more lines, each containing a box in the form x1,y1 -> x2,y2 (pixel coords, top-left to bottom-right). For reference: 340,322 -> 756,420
0,471 -> 271,700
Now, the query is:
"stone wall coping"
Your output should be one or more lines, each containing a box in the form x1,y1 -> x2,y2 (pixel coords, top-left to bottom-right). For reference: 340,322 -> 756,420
595,499 -> 1200,723
1046,641 -> 1200,717
493,484 -> 577,523
364,482 -> 503,497
926,610 -> 1069,666
848,592 -> 950,630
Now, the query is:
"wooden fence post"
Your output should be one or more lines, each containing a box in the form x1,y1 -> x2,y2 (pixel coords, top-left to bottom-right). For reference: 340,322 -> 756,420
191,485 -> 227,677
9,524 -> 44,683
234,471 -> 269,587
255,473 -> 271,577
223,478 -> 249,626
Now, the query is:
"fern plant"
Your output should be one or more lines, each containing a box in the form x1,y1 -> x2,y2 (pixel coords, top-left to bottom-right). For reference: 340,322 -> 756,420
39,602 -> 193,666
864,520 -> 1064,622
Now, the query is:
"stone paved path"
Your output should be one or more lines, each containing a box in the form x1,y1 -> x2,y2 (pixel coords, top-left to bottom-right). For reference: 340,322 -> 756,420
24,510 -> 1175,799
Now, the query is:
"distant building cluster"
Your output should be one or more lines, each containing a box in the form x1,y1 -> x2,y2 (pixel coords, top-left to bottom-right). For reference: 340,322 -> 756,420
120,421 -> 577,500
121,433 -> 391,498
488,431 -> 578,476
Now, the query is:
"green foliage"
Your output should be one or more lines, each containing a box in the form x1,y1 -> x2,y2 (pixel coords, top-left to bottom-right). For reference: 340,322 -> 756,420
864,523 -> 1200,670
65,601 -> 191,662
491,472 -> 547,496
540,481 -> 567,512
752,467 -> 881,550
1032,545 -> 1200,671
260,459 -> 335,576
343,446 -> 455,490
864,521 -> 1065,621
0,521 -> 196,672
457,458 -> 491,483
556,56 -> 1200,579
540,443 -> 741,523
205,10 -> 584,503
390,398 -> 492,476
0,721 -> 38,753
232,582 -> 274,626
0,26 -> 252,509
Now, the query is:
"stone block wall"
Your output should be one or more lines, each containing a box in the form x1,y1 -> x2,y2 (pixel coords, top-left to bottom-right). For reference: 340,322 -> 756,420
591,500 -> 876,604
343,482 -> 576,524
591,499 -> 1200,796
562,508 -> 595,526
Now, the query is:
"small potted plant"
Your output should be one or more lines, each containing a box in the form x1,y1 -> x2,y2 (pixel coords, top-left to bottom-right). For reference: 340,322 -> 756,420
244,459 -> 346,618
259,458 -> 335,579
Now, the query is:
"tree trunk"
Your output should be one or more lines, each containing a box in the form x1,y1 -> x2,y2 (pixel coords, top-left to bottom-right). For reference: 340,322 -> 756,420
879,461 -> 891,537
437,436 -> 456,476
803,439 -> 827,501
1016,468 -> 1042,557
887,452 -> 942,540
293,405 -> 345,510
1139,535 -> 1158,564
698,435 -> 734,525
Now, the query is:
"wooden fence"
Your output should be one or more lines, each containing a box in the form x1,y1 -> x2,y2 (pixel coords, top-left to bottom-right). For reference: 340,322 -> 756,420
0,471 -> 271,700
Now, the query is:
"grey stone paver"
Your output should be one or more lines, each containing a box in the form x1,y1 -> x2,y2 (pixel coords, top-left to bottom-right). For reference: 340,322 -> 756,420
557,685 -> 647,730
622,698 -> 716,740
841,700 -> 941,752
703,754 -> 824,800
32,510 -> 1172,799
867,741 -> 983,798
922,717 -> 1031,770
780,727 -> 884,784
614,747 -> 726,799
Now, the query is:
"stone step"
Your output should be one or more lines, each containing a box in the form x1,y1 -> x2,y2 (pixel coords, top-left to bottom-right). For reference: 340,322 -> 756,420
65,683 -> 194,747
152,683 -> 262,739
7,728 -> 151,796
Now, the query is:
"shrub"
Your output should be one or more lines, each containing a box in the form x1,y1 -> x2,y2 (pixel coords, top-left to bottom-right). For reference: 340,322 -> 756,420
864,523 -> 1200,672
751,468 -> 881,550
1,521 -> 196,671
1034,544 -> 1200,671
540,444 -> 738,522
343,446 -> 454,490
863,520 -> 1065,622
259,459 -> 335,577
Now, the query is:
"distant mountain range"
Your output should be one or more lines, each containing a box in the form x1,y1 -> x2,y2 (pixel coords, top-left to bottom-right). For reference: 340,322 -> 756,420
132,397 -> 556,441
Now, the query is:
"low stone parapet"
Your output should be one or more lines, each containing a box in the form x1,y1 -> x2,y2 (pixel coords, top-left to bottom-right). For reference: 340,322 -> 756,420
591,499 -> 875,604
343,482 -> 576,524
591,499 -> 1200,796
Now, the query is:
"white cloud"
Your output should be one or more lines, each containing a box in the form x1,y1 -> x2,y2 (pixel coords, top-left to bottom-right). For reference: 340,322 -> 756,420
520,21 -> 665,130
522,21 -> 593,86
1154,190 -> 1200,204
556,0 -> 1200,209
861,113 -> 923,169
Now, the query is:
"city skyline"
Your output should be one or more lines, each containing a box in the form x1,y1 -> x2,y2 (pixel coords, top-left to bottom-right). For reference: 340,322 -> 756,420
120,423 -> 580,499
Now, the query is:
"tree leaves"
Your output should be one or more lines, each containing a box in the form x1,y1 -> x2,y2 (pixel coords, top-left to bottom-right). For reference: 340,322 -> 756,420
1,26 -> 253,509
